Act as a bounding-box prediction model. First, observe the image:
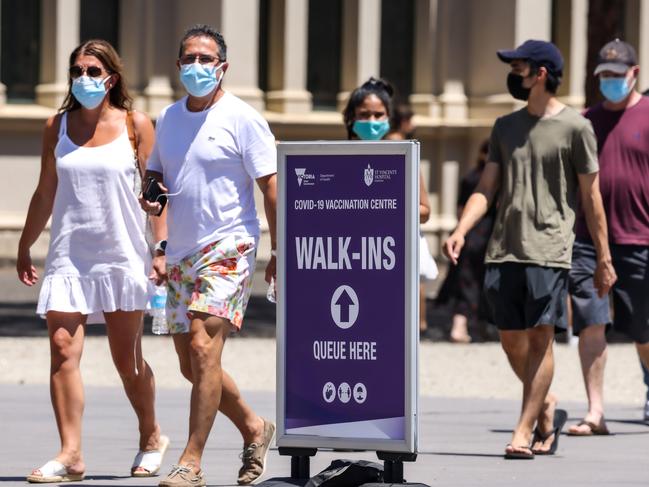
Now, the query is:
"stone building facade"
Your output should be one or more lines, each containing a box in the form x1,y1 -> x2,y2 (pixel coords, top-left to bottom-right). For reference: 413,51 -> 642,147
1,0 -> 649,263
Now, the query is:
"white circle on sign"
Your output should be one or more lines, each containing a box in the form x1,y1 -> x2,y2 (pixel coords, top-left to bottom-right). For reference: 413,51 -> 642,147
322,382 -> 336,403
353,383 -> 367,404
330,285 -> 359,329
338,382 -> 352,403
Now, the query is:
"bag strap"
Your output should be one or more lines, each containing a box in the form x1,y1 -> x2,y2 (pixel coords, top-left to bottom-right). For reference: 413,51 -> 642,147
126,110 -> 145,180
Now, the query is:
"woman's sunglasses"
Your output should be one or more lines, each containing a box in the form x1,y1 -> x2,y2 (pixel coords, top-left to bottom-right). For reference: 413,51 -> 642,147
69,65 -> 105,79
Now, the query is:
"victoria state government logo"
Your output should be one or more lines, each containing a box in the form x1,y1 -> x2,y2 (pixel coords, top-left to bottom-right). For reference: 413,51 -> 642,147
295,168 -> 315,187
364,164 -> 374,186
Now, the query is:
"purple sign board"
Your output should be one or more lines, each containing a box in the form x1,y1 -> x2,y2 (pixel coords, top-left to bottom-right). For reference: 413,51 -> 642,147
277,142 -> 419,453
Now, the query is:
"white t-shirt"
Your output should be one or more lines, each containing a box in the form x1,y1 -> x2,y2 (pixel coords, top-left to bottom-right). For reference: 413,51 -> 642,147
147,92 -> 277,264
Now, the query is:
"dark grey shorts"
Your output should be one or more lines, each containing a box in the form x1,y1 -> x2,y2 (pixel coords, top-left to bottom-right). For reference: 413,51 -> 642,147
484,262 -> 568,331
569,239 -> 649,344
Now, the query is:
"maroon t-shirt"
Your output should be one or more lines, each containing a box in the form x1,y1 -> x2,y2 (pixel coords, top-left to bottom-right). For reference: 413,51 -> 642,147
576,96 -> 649,244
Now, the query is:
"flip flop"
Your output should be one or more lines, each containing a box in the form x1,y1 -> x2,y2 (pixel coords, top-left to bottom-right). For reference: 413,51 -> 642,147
567,419 -> 610,436
504,444 -> 535,459
131,434 -> 170,477
26,460 -> 85,483
531,408 -> 568,455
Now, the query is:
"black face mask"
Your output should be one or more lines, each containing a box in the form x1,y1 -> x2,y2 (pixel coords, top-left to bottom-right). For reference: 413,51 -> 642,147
507,73 -> 531,101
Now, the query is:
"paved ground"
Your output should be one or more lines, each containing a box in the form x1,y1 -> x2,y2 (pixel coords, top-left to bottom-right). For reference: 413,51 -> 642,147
2,267 -> 649,485
1,385 -> 648,487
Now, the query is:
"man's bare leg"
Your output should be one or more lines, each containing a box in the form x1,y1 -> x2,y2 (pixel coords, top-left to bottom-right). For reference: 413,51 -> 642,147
568,324 -> 608,434
172,313 -> 230,473
173,338 -> 265,446
500,327 -> 556,453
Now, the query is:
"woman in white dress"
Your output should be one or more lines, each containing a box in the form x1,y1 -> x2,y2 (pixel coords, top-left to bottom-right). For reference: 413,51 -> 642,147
16,39 -> 168,482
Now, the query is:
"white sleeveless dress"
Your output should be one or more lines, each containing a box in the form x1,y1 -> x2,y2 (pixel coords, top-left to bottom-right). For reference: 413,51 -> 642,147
37,112 -> 149,323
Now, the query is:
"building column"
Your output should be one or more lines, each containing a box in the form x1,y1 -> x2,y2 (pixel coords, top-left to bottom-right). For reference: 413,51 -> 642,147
219,0 -> 264,111
554,0 -> 587,108
265,0 -> 312,112
638,0 -> 649,91
409,0 -> 440,118
437,0 -> 469,121
140,0 -> 176,113
337,0 -> 381,110
467,0 -> 551,119
36,0 -> 80,108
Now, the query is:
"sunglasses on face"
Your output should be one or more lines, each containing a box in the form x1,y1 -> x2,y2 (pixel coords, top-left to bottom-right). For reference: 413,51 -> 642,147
69,65 -> 105,79
179,54 -> 220,65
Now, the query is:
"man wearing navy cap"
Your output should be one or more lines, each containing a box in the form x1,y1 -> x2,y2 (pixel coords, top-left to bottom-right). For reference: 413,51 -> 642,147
567,39 -> 649,435
444,39 -> 616,459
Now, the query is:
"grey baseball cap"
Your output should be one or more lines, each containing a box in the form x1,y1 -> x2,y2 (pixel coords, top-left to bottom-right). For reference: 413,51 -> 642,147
594,39 -> 637,75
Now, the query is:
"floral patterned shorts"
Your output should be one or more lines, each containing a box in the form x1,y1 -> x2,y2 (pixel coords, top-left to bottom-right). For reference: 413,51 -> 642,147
165,235 -> 257,333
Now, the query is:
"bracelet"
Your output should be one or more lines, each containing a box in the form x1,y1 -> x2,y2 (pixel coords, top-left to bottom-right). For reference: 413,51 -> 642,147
270,249 -> 277,257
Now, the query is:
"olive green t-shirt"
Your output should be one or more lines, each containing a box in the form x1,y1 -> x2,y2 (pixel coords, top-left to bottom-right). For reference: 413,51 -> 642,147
486,106 -> 599,269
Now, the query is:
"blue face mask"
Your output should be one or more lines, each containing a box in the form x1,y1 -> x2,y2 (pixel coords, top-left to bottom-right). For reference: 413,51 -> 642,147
352,120 -> 390,140
180,62 -> 223,98
599,76 -> 635,103
71,75 -> 110,109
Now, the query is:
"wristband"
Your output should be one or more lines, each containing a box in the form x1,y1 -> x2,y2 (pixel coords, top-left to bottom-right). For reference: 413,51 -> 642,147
270,249 -> 277,257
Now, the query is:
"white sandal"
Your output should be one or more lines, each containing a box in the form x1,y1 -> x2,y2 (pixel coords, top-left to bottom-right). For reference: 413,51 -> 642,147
27,460 -> 85,483
131,434 -> 170,477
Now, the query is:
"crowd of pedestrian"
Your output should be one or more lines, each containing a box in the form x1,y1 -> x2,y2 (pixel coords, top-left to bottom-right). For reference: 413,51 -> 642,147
14,19 -> 649,485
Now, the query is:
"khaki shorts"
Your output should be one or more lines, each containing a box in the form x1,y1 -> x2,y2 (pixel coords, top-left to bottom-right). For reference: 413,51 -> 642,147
165,235 -> 257,333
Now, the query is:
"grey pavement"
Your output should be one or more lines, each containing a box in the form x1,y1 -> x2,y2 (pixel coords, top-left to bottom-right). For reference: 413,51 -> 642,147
1,384 -> 648,487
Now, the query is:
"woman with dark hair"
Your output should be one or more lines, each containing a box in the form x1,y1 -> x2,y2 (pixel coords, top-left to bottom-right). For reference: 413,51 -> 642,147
342,78 -> 436,331
17,39 -> 167,482
435,140 -> 496,342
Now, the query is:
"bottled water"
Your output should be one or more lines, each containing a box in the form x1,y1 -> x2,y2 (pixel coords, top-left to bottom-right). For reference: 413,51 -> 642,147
150,285 -> 169,334
266,277 -> 276,304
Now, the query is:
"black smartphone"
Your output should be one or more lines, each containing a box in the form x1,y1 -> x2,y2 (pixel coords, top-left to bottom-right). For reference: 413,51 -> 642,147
142,177 -> 167,216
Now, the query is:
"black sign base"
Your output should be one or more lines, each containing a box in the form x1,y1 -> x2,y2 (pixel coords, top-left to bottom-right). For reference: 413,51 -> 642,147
376,451 -> 421,484
277,447 -> 318,479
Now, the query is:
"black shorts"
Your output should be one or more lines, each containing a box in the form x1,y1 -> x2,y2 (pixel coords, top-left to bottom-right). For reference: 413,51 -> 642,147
484,262 -> 568,331
569,239 -> 649,344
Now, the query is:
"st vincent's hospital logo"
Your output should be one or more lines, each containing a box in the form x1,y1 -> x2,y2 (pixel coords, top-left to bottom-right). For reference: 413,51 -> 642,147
364,164 -> 374,186
294,168 -> 315,187
364,163 -> 396,186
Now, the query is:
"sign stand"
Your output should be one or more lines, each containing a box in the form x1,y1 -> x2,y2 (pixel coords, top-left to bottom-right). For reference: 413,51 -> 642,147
278,447 -> 317,479
376,451 -> 417,483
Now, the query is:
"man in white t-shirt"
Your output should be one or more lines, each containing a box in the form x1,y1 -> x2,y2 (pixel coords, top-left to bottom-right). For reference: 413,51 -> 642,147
141,25 -> 277,487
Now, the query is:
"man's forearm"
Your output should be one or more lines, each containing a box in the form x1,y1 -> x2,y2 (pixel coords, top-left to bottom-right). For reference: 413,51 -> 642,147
582,188 -> 612,263
455,192 -> 489,237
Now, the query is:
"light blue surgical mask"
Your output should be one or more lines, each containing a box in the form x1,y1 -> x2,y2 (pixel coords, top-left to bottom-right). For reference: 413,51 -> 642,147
180,62 -> 224,98
71,75 -> 110,109
599,76 -> 635,103
352,120 -> 390,140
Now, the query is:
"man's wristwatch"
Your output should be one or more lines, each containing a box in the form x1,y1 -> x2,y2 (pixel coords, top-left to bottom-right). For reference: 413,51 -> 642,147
154,240 -> 167,255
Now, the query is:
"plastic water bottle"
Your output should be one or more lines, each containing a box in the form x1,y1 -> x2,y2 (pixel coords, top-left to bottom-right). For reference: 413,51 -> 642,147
266,277 -> 276,304
150,285 -> 169,334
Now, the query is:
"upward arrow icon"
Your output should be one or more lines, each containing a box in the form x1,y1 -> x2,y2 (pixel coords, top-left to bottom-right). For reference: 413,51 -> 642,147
335,289 -> 355,323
